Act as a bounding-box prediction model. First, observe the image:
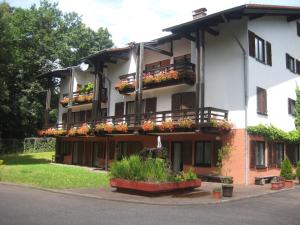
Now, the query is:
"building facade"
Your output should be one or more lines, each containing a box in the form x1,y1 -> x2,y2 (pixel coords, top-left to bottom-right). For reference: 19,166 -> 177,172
41,4 -> 300,184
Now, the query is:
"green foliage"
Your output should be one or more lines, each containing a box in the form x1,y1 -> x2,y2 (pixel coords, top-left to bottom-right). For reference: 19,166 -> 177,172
213,187 -> 222,192
0,159 -> 5,181
109,155 -> 198,183
216,144 -> 232,176
80,82 -> 94,94
296,161 -> 300,179
295,87 -> 300,129
248,124 -> 300,144
280,158 -> 294,180
0,1 -> 113,138
24,138 -> 55,153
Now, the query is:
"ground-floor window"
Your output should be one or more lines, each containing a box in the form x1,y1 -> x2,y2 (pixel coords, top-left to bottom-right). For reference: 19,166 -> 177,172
294,145 -> 300,164
255,141 -> 265,168
63,142 -> 71,155
195,141 -> 212,167
275,143 -> 284,166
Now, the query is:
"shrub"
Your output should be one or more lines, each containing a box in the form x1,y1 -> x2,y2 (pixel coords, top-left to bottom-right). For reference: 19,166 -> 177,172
280,158 -> 294,180
175,169 -> 198,182
24,138 -> 56,153
0,160 -> 5,181
213,187 -> 222,192
296,161 -> 300,180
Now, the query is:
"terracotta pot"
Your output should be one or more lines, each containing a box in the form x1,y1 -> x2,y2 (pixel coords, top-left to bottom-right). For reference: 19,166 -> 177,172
284,180 -> 294,188
222,184 -> 233,197
212,191 -> 222,199
110,178 -> 201,193
271,182 -> 282,190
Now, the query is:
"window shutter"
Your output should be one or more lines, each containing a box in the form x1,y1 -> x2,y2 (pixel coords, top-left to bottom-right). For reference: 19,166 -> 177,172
145,98 -> 157,113
266,42 -> 272,66
181,92 -> 196,109
248,31 -> 255,58
250,141 -> 256,168
172,93 -> 181,111
115,102 -> 124,117
286,54 -> 290,69
262,89 -> 267,114
268,142 -> 273,167
212,141 -> 222,167
296,60 -> 300,75
257,87 -> 262,114
297,22 -> 300,37
182,141 -> 193,165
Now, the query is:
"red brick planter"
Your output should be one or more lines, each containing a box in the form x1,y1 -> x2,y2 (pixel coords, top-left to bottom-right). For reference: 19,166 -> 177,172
271,182 -> 283,190
110,178 -> 201,193
284,180 -> 294,188
212,191 -> 222,199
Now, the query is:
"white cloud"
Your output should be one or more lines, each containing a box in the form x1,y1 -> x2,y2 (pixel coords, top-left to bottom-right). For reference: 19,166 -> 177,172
8,0 -> 300,46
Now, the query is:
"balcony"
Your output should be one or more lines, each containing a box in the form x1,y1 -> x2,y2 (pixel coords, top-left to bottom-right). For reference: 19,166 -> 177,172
115,62 -> 195,94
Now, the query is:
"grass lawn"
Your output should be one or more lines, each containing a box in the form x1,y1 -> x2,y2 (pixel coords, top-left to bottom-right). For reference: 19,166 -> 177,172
0,152 -> 109,189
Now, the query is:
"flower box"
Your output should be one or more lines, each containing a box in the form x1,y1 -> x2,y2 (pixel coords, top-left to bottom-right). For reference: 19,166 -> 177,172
110,178 -> 201,193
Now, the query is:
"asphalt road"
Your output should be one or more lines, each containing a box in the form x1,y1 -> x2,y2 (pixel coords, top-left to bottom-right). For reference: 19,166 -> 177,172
0,184 -> 299,225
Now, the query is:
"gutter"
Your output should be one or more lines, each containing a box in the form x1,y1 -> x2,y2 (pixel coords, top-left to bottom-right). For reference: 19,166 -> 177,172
221,15 -> 249,185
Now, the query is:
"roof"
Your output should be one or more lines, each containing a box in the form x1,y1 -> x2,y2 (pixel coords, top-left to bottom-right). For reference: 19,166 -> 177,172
164,4 -> 300,33
39,68 -> 72,78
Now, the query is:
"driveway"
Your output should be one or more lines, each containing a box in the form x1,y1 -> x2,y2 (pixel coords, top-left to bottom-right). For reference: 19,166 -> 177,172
0,184 -> 299,225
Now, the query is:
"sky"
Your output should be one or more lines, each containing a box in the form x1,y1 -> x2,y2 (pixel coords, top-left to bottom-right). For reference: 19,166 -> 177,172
6,0 -> 300,47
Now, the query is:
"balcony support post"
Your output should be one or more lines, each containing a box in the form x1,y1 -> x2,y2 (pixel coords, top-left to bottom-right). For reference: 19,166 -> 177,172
67,68 -> 75,130
92,63 -> 104,123
44,88 -> 51,128
135,43 -> 144,127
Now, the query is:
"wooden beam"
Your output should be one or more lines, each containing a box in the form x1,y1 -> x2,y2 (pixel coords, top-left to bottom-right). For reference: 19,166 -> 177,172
180,33 -> 196,42
287,15 -> 300,22
205,27 -> 219,36
144,44 -> 173,57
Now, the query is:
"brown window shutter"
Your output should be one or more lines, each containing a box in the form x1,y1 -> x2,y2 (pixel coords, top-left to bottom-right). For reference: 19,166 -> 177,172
267,142 -> 273,167
248,31 -> 255,58
297,22 -> 300,37
257,88 -> 262,113
266,41 -> 272,66
181,92 -> 196,109
145,98 -> 157,113
182,141 -> 193,165
262,89 -> 267,114
296,60 -> 300,75
172,93 -> 181,111
286,53 -> 290,69
212,141 -> 222,167
115,102 -> 124,117
250,141 -> 256,168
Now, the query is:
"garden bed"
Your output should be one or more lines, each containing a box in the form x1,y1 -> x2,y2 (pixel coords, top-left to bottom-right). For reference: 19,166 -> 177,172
110,178 -> 201,193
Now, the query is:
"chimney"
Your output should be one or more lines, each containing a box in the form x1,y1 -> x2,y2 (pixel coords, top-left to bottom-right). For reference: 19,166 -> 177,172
192,8 -> 207,20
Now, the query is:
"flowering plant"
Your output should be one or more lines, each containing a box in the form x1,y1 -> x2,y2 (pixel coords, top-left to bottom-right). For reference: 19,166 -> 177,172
115,80 -> 136,91
60,97 -> 69,106
95,123 -> 105,132
143,74 -> 155,85
178,118 -> 193,129
74,95 -> 86,103
68,127 -> 77,136
159,119 -> 174,132
115,122 -> 128,133
211,119 -> 233,132
85,93 -> 94,102
56,129 -> 67,136
77,123 -> 91,136
104,122 -> 114,133
141,120 -> 155,132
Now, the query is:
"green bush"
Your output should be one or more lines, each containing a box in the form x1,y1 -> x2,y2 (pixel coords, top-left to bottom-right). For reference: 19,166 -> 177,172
109,155 -> 198,183
280,158 -> 294,180
296,161 -> 300,180
24,138 -> 55,153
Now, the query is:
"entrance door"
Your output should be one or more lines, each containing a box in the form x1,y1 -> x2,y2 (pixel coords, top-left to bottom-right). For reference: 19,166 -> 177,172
172,142 -> 182,172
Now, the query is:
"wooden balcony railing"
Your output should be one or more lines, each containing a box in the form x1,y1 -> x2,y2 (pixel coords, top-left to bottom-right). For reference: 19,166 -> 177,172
116,62 -> 196,94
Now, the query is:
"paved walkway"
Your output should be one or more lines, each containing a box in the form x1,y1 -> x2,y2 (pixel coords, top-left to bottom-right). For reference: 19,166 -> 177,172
59,181 -> 298,205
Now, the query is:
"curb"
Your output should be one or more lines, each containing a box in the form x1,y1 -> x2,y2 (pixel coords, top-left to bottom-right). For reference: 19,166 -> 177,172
0,182 -> 297,206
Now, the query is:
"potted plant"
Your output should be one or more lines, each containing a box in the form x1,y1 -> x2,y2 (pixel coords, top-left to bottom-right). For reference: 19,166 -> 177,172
280,158 -> 294,188
81,82 -> 94,94
296,161 -> 300,184
115,80 -> 136,93
178,118 -> 194,131
68,127 -> 77,136
85,93 -> 94,103
141,120 -> 155,132
95,123 -> 105,135
221,177 -> 234,197
104,122 -> 114,133
212,187 -> 222,199
55,129 -> 67,136
74,94 -> 86,104
77,123 -> 91,136
159,119 -> 174,132
270,177 -> 284,190
115,122 -> 128,133
60,97 -> 69,107
210,119 -> 233,132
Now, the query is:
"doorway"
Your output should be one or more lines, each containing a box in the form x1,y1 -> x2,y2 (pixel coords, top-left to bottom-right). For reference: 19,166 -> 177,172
172,142 -> 183,172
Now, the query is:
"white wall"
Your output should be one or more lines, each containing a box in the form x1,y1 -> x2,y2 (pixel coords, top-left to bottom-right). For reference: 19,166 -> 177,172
248,16 -> 300,131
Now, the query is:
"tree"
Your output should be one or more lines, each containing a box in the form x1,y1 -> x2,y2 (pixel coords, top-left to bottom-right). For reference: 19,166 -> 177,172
0,0 -> 114,138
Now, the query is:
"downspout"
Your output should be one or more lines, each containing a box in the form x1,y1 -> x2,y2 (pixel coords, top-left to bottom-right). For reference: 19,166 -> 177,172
221,15 -> 249,185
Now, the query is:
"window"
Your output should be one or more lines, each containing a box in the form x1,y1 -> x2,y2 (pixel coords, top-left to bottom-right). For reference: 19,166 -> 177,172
115,102 -> 124,117
257,87 -> 267,115
255,142 -> 265,168
248,31 -> 272,66
293,145 -> 300,164
275,143 -> 284,166
174,54 -> 191,64
126,101 -> 135,115
288,98 -> 296,116
195,142 -> 212,167
172,92 -> 196,111
286,54 -> 295,73
145,59 -> 170,71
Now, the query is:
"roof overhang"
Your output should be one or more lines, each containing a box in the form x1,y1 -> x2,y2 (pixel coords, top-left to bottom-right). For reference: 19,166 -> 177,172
163,4 -> 300,34
38,68 -> 72,79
